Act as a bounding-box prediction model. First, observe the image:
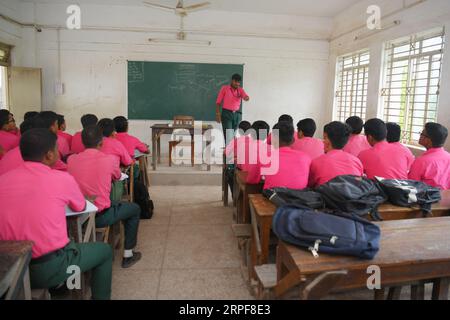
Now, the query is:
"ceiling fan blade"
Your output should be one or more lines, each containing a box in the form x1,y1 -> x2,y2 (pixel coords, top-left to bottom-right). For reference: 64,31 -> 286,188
142,1 -> 175,11
183,2 -> 211,11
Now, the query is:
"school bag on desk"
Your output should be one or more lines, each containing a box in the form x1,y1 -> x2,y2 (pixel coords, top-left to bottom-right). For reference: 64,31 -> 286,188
316,175 -> 388,221
376,178 -> 441,216
262,188 -> 324,209
272,206 -> 381,259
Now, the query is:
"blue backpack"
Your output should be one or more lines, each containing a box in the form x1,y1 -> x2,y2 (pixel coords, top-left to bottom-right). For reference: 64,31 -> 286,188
272,206 -> 381,259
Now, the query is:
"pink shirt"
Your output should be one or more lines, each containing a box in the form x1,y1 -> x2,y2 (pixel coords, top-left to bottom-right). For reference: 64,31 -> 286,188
100,137 -> 133,167
358,141 -> 411,180
58,130 -> 73,147
0,130 -> 20,154
409,148 -> 450,190
0,162 -> 86,258
344,134 -> 371,157
71,131 -> 85,154
390,142 -> 415,170
291,137 -> 324,160
225,135 -> 252,167
57,135 -> 70,158
116,132 -> 149,157
247,146 -> 311,190
216,85 -> 248,112
68,149 -> 121,212
309,149 -> 364,188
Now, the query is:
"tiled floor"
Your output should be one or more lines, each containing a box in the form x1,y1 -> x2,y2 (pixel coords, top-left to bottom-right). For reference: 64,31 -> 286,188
111,186 -> 253,300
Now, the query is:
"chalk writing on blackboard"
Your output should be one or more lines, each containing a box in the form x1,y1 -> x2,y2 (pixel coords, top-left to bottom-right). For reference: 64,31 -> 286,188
128,61 -> 145,83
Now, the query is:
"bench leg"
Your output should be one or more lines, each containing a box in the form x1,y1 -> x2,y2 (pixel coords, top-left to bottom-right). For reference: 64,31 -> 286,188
411,283 -> 425,300
387,287 -> 402,300
374,288 -> 385,300
432,278 -> 450,300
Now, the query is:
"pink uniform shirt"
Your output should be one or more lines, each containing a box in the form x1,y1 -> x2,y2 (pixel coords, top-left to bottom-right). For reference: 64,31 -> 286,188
216,85 -> 248,112
291,137 -> 324,160
67,149 -> 121,212
225,135 -> 252,167
57,135 -> 70,158
0,162 -> 86,258
116,132 -> 149,157
100,137 -> 133,167
358,141 -> 412,180
390,142 -> 415,170
343,134 -> 371,157
71,131 -> 85,154
0,130 -> 20,154
58,130 -> 73,147
247,147 -> 311,190
309,149 -> 364,188
408,147 -> 450,190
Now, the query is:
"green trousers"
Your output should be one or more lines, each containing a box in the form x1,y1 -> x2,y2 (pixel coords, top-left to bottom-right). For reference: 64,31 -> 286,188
96,201 -> 141,250
29,241 -> 113,300
222,109 -> 242,143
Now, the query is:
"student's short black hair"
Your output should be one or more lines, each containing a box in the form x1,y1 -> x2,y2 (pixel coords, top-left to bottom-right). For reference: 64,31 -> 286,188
82,125 -> 103,148
386,122 -> 402,143
113,116 -> 128,133
20,128 -> 57,162
276,121 -> 295,145
24,111 -> 39,121
251,121 -> 270,141
97,118 -> 115,137
34,111 -> 59,130
20,119 -> 35,135
324,121 -> 352,150
364,118 -> 387,142
232,74 -> 242,82
0,109 -> 11,128
297,118 -> 317,137
57,114 -> 65,128
346,116 -> 365,135
238,121 -> 252,133
81,114 -> 98,129
278,114 -> 294,124
425,122 -> 448,148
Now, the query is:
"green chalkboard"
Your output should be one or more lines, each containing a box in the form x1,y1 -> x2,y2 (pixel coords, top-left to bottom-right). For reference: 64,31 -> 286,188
127,61 -> 244,121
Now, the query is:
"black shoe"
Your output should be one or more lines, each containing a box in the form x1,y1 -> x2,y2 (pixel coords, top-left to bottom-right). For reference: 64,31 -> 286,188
121,252 -> 142,269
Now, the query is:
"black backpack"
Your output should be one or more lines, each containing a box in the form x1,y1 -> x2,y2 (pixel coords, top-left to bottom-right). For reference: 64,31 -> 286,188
134,180 -> 154,219
317,175 -> 388,221
263,188 -> 324,210
377,178 -> 441,215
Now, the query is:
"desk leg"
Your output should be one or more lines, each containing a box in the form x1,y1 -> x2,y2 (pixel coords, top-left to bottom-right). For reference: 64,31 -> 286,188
83,212 -> 97,243
432,277 -> 450,300
205,132 -> 212,171
23,268 -> 31,300
374,288 -> 386,300
258,217 -> 272,266
157,136 -> 161,164
152,132 -> 157,171
274,244 -> 302,299
411,283 -> 425,300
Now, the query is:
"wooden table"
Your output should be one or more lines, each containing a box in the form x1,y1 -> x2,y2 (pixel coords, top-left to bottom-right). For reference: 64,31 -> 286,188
0,241 -> 33,300
275,217 -> 450,300
248,190 -> 450,281
234,170 -> 263,224
151,124 -> 213,171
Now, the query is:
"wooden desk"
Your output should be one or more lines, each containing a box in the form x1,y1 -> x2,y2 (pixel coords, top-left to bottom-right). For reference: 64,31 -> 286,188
275,217 -> 450,300
0,241 -> 33,300
235,170 -> 263,224
151,124 -> 213,171
248,190 -> 450,282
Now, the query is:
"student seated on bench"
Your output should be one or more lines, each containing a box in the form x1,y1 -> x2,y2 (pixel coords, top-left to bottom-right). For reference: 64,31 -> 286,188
71,114 -> 98,154
98,118 -> 133,167
57,114 -> 73,147
0,110 -> 20,159
267,114 -> 298,145
225,120 -> 252,168
67,126 -> 142,268
309,121 -> 363,188
386,122 -> 414,170
0,129 -> 113,300
359,118 -> 412,180
291,118 -> 324,160
113,116 -> 149,158
24,111 -> 39,121
409,123 -> 450,190
247,121 -> 310,190
343,116 -> 371,156
243,120 -> 271,174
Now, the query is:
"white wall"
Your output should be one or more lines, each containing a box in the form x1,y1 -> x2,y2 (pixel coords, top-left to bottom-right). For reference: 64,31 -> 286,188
0,1 -> 332,156
327,0 -> 450,150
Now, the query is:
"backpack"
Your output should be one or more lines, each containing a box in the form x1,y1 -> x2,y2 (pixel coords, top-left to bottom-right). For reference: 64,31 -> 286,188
317,175 -> 388,221
377,178 -> 442,215
262,188 -> 324,210
134,180 -> 154,219
272,205 -> 381,259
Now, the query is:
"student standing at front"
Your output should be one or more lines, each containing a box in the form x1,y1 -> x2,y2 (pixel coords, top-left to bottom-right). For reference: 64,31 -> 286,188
0,129 -> 113,299
216,74 -> 250,143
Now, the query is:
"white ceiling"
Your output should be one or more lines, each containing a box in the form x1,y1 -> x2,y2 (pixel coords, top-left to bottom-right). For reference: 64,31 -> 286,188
21,0 -> 362,17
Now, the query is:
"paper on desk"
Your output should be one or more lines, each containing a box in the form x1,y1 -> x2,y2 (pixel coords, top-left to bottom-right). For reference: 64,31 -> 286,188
134,150 -> 148,159
65,200 -> 98,217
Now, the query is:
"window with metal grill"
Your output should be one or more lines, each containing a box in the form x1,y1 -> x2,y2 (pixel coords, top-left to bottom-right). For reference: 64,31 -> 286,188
381,28 -> 445,145
334,50 -> 370,122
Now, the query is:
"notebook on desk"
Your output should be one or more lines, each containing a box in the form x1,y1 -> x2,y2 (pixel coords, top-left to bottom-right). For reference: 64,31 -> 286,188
65,200 -> 98,217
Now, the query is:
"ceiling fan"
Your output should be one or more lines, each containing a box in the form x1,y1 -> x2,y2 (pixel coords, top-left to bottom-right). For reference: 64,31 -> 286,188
143,0 -> 211,16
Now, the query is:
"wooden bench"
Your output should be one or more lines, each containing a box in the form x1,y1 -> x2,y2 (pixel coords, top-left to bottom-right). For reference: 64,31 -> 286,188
234,170 -> 263,224
274,217 -> 450,300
